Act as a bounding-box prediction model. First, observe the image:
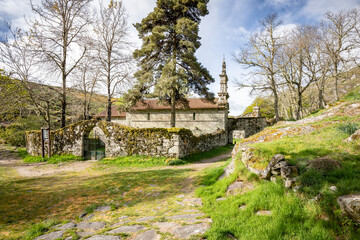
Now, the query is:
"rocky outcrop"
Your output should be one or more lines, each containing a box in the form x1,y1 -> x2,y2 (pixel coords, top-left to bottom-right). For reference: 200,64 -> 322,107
345,129 -> 360,143
337,194 -> 360,222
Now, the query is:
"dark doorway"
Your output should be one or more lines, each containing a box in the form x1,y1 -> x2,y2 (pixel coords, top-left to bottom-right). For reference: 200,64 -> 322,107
83,129 -> 105,160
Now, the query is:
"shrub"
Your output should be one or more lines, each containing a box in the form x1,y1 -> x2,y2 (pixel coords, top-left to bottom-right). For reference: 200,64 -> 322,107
0,116 -> 48,147
337,122 -> 359,135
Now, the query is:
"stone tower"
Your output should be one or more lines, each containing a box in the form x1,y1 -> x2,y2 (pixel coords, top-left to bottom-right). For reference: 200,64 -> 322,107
218,58 -> 229,108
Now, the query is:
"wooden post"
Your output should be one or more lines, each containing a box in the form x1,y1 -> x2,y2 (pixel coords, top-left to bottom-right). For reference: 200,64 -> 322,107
41,128 -> 45,158
47,128 -> 51,158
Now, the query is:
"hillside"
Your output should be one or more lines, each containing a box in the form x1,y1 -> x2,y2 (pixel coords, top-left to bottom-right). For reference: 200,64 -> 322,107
197,92 -> 360,239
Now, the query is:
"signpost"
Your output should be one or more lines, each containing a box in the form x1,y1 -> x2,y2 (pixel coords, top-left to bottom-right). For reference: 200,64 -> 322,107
41,128 -> 51,158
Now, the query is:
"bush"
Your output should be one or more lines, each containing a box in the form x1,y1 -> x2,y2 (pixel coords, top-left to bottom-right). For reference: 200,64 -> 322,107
0,116 -> 48,147
337,122 -> 359,135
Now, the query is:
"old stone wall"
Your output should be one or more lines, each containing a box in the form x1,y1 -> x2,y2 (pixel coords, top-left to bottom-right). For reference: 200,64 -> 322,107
127,109 -> 227,135
26,120 -> 228,159
228,117 -> 267,143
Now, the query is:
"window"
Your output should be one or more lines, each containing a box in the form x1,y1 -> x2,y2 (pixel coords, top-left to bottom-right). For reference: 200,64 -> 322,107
193,112 -> 196,120
147,113 -> 150,120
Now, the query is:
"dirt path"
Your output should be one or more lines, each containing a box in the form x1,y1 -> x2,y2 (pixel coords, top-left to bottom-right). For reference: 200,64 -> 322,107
0,144 -> 232,178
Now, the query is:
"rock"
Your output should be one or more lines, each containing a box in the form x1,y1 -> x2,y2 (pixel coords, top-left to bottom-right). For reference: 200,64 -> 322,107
177,194 -> 185,198
261,154 -> 285,179
272,161 -> 289,170
118,216 -> 129,220
255,210 -> 272,216
281,166 -> 298,179
172,223 -> 210,239
110,220 -> 130,228
107,225 -> 146,234
132,230 -> 160,240
35,231 -> 65,240
183,197 -> 202,206
271,169 -> 281,176
76,222 -> 105,231
344,129 -> 360,142
153,222 -> 181,233
293,185 -> 301,192
216,197 -> 226,201
219,157 -> 236,179
175,201 -> 185,206
330,186 -> 337,192
284,179 -> 293,188
168,214 -> 204,220
337,194 -> 360,222
95,205 -> 111,212
57,222 -> 76,230
135,216 -> 155,222
87,235 -> 121,240
239,204 -> 246,210
226,181 -> 243,195
83,213 -> 95,221
79,212 -> 88,219
270,176 -> 277,183
76,231 -> 93,238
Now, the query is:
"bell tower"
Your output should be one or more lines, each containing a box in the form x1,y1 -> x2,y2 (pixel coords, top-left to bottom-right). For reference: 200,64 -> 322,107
218,57 -> 229,108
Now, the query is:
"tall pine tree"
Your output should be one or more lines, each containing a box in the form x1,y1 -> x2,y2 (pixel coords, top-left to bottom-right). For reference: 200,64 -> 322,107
125,0 -> 214,127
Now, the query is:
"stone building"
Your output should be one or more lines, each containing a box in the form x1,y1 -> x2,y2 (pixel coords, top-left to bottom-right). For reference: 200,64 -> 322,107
94,60 -> 230,135
94,60 -> 266,141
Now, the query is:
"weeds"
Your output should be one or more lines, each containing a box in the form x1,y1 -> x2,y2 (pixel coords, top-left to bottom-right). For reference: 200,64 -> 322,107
337,122 -> 359,135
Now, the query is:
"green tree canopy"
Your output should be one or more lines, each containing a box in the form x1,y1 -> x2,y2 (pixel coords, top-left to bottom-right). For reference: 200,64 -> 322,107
124,0 -> 214,127
242,96 -> 275,119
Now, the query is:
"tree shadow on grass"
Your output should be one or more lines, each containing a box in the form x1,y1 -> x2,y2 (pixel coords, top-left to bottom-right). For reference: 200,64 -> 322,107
0,168 -> 192,228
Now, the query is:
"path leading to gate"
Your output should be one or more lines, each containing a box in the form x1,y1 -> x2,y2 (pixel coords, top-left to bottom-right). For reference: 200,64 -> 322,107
0,145 -> 231,239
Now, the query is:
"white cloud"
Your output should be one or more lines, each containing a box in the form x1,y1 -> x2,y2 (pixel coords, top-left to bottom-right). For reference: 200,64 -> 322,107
301,0 -> 360,20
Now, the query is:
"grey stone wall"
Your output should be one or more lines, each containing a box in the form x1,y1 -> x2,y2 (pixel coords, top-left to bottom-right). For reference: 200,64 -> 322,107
126,109 -> 227,135
228,117 -> 267,143
26,120 -> 228,159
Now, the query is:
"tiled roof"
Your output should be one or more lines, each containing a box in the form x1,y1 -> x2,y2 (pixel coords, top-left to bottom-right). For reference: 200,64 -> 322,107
93,106 -> 126,118
93,98 -> 224,118
130,98 -> 224,111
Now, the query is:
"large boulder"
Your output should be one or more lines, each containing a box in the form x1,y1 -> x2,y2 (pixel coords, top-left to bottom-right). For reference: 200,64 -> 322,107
337,194 -> 360,222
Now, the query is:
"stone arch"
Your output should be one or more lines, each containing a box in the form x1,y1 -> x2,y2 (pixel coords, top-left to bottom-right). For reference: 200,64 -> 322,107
82,124 -> 107,160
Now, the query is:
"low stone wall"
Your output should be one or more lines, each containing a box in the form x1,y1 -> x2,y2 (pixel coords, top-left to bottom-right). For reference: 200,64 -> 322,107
228,117 -> 267,142
26,120 -> 227,159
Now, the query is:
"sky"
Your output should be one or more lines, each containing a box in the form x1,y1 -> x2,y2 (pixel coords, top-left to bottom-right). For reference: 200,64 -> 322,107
1,0 -> 360,116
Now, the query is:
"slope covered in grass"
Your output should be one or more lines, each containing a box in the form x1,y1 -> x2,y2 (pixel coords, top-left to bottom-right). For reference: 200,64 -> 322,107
196,94 -> 360,240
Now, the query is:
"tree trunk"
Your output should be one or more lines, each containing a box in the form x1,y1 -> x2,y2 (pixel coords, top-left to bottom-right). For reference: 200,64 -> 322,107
61,74 -> 66,127
274,90 -> 280,122
170,88 -> 176,127
334,62 -> 339,101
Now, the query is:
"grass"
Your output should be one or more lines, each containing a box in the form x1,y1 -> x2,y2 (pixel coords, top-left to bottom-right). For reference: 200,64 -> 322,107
100,145 -> 233,168
0,164 -> 191,239
196,157 -> 360,240
18,148 -> 84,164
181,144 -> 233,163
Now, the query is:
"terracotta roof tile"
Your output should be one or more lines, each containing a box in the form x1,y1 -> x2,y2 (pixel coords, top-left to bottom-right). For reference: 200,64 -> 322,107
130,98 -> 224,111
93,98 -> 225,117
93,106 -> 126,118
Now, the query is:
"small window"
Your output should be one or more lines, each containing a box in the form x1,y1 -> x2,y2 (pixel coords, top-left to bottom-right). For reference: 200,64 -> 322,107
193,112 -> 196,120
147,113 -> 150,120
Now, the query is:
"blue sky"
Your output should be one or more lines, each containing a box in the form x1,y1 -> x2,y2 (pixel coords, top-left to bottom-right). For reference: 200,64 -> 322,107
1,0 -> 360,115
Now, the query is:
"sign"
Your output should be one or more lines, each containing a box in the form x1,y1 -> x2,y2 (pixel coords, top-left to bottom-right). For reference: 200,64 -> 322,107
42,129 -> 49,140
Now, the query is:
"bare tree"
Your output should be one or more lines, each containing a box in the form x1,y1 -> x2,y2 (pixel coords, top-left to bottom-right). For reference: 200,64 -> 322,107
321,9 -> 356,101
0,27 -> 59,128
280,25 -> 319,119
73,54 -> 99,120
234,13 -> 284,122
29,0 -> 93,127
94,0 -> 132,122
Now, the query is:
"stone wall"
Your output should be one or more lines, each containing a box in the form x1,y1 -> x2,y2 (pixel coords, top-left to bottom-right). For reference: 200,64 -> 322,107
228,117 -> 267,143
26,120 -> 228,159
127,109 -> 228,135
